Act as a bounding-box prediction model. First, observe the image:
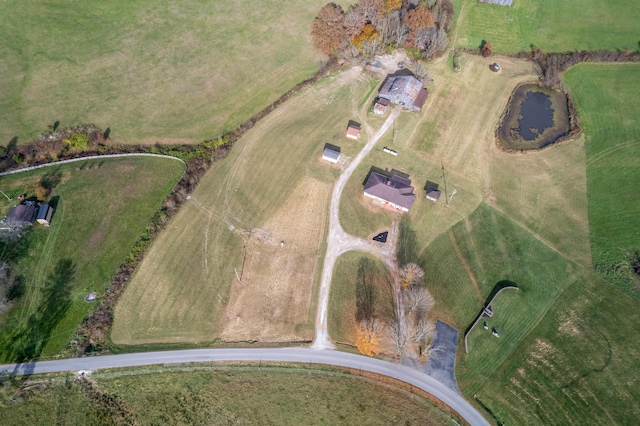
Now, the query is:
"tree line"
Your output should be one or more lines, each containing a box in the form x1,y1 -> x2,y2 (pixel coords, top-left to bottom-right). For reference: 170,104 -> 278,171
311,0 -> 454,61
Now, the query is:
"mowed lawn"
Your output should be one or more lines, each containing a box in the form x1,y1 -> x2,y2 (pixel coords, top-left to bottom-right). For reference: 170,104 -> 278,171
419,204 -> 582,386
112,71 -> 376,345
0,157 -> 183,361
564,64 -> 640,295
0,0 -> 338,145
0,366 -> 454,425
455,0 -> 640,53
475,273 -> 640,425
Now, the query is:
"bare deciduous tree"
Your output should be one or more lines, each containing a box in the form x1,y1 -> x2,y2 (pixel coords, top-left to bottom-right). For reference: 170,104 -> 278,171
399,263 -> 425,289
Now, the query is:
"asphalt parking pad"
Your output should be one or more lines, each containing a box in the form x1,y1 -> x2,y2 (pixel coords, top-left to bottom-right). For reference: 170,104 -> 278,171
424,320 -> 462,394
372,231 -> 388,243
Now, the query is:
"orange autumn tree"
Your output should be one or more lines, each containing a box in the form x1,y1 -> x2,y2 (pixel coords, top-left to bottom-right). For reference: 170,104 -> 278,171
311,3 -> 347,55
355,320 -> 382,356
403,6 -> 434,45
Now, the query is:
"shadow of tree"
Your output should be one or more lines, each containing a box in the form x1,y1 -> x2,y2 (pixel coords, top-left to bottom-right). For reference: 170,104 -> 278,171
397,216 -> 419,266
4,259 -> 75,363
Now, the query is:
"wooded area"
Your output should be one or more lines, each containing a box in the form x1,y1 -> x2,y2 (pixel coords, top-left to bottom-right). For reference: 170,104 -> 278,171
311,0 -> 454,60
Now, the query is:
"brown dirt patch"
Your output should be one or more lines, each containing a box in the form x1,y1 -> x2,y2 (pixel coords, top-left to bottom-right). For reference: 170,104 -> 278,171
87,220 -> 108,251
219,177 -> 331,342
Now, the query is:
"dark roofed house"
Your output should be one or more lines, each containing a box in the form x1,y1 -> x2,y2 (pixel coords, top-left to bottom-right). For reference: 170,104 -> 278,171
5,204 -> 38,225
363,170 -> 416,213
3,202 -> 54,227
36,204 -> 54,226
379,74 -> 429,112
373,97 -> 390,115
426,186 -> 441,202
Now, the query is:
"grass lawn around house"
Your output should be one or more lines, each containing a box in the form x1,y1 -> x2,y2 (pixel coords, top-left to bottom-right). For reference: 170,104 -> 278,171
0,0 -> 341,146
564,63 -> 640,296
0,157 -> 184,361
0,366 -> 455,425
112,70 -> 376,346
455,0 -> 640,53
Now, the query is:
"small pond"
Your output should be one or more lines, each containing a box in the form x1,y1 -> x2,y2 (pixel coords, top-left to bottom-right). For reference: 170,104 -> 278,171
498,84 -> 570,150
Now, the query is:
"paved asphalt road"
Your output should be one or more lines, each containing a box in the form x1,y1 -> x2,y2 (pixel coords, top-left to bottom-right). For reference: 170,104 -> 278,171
0,348 -> 489,426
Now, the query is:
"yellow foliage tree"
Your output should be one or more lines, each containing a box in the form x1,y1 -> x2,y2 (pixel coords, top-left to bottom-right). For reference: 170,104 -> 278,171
384,0 -> 402,13
34,182 -> 49,201
352,24 -> 381,49
355,321 -> 381,356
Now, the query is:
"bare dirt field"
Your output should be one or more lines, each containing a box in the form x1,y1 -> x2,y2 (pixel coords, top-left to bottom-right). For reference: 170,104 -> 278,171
220,177 -> 330,342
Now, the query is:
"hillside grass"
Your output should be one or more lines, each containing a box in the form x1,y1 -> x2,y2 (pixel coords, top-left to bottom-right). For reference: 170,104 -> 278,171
0,158 -> 183,361
0,366 -> 454,425
455,0 -> 640,53
474,273 -> 640,425
112,71 -> 375,345
564,64 -> 640,295
0,0 -> 339,146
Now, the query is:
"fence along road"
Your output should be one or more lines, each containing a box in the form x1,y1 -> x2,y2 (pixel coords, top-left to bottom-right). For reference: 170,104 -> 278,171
0,348 -> 490,426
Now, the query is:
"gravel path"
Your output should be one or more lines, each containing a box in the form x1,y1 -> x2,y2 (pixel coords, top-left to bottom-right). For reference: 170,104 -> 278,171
312,106 -> 402,349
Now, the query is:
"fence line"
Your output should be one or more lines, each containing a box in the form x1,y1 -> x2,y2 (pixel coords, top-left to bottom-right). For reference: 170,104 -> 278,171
0,153 -> 186,178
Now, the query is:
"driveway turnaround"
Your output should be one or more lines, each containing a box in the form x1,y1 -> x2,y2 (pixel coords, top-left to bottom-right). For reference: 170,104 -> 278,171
0,348 -> 489,426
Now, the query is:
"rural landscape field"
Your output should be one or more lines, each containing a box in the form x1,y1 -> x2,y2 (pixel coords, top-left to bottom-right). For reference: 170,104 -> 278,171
1,0 -> 639,424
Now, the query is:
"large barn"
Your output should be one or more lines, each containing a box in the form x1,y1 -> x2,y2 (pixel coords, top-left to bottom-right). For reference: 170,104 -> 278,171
3,202 -> 54,227
363,170 -> 416,213
379,74 -> 429,112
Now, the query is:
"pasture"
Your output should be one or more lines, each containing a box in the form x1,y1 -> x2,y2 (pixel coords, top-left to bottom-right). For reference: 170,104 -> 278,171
0,365 -> 454,425
455,0 -> 640,53
0,0 -> 338,145
0,157 -> 183,361
112,70 -> 376,345
564,63 -> 640,295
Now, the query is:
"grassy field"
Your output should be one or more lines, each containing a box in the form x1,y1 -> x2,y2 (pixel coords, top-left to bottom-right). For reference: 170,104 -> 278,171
0,157 -> 183,361
0,366 -> 455,425
328,251 -> 394,344
112,70 -> 376,345
455,0 -> 640,53
0,0 -> 342,146
474,272 -> 640,425
564,64 -> 640,296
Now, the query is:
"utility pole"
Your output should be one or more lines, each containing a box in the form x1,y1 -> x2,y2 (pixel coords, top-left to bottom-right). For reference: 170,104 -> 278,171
441,162 -> 449,207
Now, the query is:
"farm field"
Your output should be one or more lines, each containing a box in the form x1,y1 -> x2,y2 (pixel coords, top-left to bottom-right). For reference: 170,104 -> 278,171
0,157 -> 184,361
112,70 -> 377,345
0,0 -> 340,146
0,365 -> 454,425
454,0 -> 640,53
563,63 -> 640,295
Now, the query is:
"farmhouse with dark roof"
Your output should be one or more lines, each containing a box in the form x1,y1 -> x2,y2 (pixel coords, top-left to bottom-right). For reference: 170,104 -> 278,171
379,74 -> 428,112
363,170 -> 416,212
2,202 -> 54,227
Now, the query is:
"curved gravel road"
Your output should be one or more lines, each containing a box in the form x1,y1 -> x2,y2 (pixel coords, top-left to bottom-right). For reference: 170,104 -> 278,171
0,348 -> 489,426
313,106 -> 402,350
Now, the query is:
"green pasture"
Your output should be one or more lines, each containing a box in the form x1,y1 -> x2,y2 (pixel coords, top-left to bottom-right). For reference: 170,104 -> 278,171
476,273 -> 640,425
455,0 -> 640,53
112,72 -> 375,345
328,251 -> 394,344
419,204 -> 582,389
0,366 -> 454,425
0,0 -> 336,146
0,157 -> 183,361
564,63 -> 640,295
